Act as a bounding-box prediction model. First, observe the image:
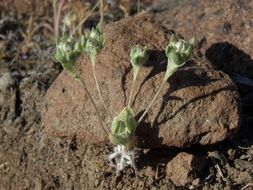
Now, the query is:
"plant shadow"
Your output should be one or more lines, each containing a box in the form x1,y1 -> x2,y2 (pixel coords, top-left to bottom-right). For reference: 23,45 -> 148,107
121,43 -> 246,150
121,64 -> 132,106
205,42 -> 253,81
132,49 -> 167,106
132,48 -> 240,149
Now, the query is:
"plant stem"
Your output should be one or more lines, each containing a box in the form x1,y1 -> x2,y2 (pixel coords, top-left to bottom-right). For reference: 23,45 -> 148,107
128,77 -> 136,107
138,79 -> 166,123
91,56 -> 113,120
75,75 -> 108,135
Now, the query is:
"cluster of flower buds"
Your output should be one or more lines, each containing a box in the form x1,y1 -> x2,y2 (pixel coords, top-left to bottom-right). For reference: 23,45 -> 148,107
53,23 -> 105,74
84,23 -> 104,64
164,34 -> 194,80
53,31 -> 86,75
109,107 -> 137,150
130,45 -> 149,80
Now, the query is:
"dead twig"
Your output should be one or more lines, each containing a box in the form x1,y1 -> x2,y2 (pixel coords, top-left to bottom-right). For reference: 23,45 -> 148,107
238,146 -> 252,150
209,156 -> 225,179
53,0 -> 65,40
137,0 -> 140,13
70,1 -> 99,36
242,183 -> 253,190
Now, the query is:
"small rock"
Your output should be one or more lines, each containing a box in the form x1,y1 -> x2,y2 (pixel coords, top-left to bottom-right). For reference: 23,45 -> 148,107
192,178 -> 200,186
166,152 -> 207,187
227,148 -> 236,160
234,159 -> 253,171
145,166 -> 156,178
0,72 -> 15,91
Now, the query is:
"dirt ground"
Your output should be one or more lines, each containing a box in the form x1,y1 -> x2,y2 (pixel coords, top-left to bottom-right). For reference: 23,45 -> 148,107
0,0 -> 253,190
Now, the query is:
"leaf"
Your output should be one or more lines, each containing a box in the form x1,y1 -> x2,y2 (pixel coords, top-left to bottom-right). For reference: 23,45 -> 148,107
62,62 -> 76,75
109,133 -> 129,145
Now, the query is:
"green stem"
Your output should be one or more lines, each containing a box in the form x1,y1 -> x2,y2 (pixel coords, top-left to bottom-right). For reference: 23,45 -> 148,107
75,75 -> 108,135
91,55 -> 113,119
128,77 -> 136,107
138,79 -> 166,123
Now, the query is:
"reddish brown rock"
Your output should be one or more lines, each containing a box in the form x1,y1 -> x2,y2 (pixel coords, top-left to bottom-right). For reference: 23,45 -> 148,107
41,15 -> 240,148
151,0 -> 253,79
166,152 -> 207,187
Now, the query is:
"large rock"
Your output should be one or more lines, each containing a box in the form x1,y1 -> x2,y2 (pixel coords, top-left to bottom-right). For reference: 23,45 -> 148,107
41,15 -> 241,148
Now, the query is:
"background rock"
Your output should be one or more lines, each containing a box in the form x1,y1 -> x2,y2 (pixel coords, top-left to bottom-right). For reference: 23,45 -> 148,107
150,0 -> 253,80
42,15 -> 240,148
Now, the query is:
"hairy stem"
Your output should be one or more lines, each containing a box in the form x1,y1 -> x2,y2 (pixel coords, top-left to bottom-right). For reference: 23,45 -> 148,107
138,79 -> 166,123
128,77 -> 136,107
91,56 -> 113,119
75,75 -> 108,135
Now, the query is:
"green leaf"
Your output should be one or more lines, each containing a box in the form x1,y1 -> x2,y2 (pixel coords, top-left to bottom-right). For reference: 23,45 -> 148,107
62,63 -> 76,75
109,133 -> 129,145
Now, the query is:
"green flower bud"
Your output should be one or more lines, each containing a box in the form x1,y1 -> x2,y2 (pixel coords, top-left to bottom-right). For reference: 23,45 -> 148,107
109,107 -> 137,149
74,35 -> 87,55
130,45 -> 149,79
164,34 -> 194,80
84,23 -> 104,60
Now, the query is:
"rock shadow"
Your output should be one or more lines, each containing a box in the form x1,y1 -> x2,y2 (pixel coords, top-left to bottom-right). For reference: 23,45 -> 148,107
153,64 -> 233,127
135,54 -> 237,148
205,42 -> 253,81
135,110 -> 163,149
206,42 -> 253,144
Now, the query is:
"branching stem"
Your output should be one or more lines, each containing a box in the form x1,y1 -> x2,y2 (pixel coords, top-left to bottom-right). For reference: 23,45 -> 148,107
138,79 -> 166,123
91,56 -> 113,119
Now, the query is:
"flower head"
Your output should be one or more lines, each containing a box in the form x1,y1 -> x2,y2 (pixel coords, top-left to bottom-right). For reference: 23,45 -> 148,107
53,28 -> 90,75
84,23 -> 104,59
164,34 -> 194,80
53,32 -> 83,75
130,45 -> 149,79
